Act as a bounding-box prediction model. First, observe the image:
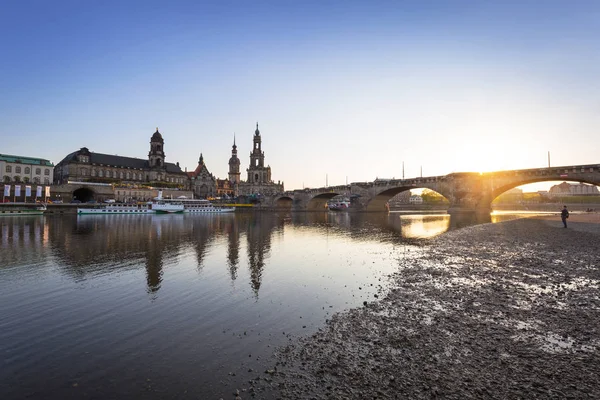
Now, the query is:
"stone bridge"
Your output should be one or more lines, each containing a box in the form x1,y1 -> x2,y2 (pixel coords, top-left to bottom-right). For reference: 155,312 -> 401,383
263,163 -> 600,213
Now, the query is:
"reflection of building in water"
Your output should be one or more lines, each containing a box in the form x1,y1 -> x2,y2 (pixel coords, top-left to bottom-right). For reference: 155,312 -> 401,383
0,217 -> 50,267
244,213 -> 285,297
227,217 -> 240,280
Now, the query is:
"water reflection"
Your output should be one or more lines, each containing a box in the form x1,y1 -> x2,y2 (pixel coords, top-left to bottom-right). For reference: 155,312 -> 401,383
0,211 -> 533,400
0,211 -> 500,297
389,214 -> 451,238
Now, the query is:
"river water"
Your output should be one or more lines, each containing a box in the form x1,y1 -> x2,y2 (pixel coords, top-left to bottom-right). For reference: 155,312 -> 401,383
1,211 -> 507,399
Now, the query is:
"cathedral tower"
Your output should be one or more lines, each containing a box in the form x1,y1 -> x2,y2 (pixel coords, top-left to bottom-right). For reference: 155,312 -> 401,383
148,128 -> 165,169
247,123 -> 270,184
228,134 -> 241,184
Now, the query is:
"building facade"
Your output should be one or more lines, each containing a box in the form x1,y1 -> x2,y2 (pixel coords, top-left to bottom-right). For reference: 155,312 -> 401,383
187,153 -> 217,198
54,128 -> 189,188
549,182 -> 600,197
238,123 -> 284,196
1,154 -> 54,185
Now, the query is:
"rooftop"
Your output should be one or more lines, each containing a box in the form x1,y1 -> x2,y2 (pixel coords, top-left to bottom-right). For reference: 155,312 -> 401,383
0,154 -> 54,166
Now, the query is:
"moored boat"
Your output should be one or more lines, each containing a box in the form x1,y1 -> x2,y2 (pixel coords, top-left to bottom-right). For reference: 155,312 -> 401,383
77,203 -> 154,215
328,198 -> 350,211
0,203 -> 46,216
150,200 -> 185,214
179,199 -> 235,213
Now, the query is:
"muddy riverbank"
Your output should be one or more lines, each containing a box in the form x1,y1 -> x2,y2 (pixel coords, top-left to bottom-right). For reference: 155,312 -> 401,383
257,217 -> 600,399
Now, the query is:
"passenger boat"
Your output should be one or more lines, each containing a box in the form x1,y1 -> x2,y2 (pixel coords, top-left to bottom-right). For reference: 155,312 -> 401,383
328,199 -> 350,211
77,203 -> 154,215
156,198 -> 235,213
150,200 -> 185,214
0,203 -> 46,216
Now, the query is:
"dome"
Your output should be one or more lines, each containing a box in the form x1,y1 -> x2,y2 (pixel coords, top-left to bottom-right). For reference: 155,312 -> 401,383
151,127 -> 163,141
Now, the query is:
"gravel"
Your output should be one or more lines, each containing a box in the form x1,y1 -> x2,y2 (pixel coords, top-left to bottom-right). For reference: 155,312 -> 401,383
260,218 -> 600,399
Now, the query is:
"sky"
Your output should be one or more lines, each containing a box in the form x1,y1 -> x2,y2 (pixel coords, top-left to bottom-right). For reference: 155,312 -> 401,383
1,0 -> 599,191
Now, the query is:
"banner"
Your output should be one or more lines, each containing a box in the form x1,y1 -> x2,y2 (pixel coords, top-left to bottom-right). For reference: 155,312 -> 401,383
45,186 -> 50,197
25,186 -> 32,197
3,185 -> 9,197
15,185 -> 21,197
36,186 -> 42,197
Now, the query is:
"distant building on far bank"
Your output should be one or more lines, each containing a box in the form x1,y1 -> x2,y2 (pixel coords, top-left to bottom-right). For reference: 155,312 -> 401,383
54,128 -> 189,188
549,182 -> 600,197
1,153 -> 54,184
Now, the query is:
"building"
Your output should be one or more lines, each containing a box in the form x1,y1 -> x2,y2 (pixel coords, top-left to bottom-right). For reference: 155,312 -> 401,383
227,135 -> 241,196
1,154 -> 54,185
549,182 -> 600,197
54,128 -> 189,188
187,153 -> 217,198
238,123 -> 284,196
409,194 -> 424,204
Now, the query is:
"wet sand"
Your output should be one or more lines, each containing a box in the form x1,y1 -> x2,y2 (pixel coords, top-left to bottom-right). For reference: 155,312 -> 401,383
257,217 -> 600,399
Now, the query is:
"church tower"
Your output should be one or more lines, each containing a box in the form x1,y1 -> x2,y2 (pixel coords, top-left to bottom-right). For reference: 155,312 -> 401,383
228,134 -> 241,184
247,123 -> 270,183
148,128 -> 165,169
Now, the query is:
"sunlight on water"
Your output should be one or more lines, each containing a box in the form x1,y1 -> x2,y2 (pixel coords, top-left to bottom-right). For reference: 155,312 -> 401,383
389,214 -> 451,238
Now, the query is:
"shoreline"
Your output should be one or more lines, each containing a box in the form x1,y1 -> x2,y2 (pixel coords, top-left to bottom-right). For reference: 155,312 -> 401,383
259,217 -> 600,399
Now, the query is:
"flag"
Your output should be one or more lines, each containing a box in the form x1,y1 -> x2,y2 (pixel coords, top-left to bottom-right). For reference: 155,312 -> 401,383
45,186 -> 50,197
36,186 -> 42,197
25,186 -> 32,197
15,185 -> 21,197
3,185 -> 9,197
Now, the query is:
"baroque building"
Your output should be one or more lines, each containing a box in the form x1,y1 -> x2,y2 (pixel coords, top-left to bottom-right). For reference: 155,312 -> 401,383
237,123 -> 284,196
54,128 -> 189,188
187,153 -> 217,198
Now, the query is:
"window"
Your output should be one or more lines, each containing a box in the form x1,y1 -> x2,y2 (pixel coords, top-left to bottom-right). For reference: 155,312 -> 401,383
14,176 -> 21,182
126,172 -> 131,179
91,169 -> 97,177
3,176 -> 9,183
120,172 -> 124,179
98,170 -> 104,177
25,167 -> 30,174
36,168 -> 41,175
15,166 -> 21,173
34,177 -> 40,184
5,166 -> 11,173
44,178 -> 49,184
44,169 -> 50,175
24,177 -> 30,183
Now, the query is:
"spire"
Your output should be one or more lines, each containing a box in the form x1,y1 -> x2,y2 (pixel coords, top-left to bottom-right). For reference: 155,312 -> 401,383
255,122 -> 260,136
199,153 -> 204,165
233,133 -> 237,149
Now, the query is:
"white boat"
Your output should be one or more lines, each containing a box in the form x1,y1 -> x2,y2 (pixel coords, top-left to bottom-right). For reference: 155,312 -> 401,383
0,203 -> 46,216
328,199 -> 350,211
77,203 -> 154,215
155,198 -> 235,213
150,200 -> 185,214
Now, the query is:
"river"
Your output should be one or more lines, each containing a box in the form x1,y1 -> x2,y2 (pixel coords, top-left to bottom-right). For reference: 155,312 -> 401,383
0,211 -> 526,399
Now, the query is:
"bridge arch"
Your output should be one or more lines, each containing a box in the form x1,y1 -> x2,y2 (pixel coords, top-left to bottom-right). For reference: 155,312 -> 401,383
274,196 -> 293,209
365,186 -> 450,212
307,192 -> 344,211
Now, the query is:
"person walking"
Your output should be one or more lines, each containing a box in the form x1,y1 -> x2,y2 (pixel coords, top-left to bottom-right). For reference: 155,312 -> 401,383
561,205 -> 569,228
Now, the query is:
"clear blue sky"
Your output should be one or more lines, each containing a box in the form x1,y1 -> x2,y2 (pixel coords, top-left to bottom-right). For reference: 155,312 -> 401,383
1,0 -> 599,190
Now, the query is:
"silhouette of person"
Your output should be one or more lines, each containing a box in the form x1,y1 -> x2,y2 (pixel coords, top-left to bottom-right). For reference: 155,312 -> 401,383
561,205 -> 569,228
